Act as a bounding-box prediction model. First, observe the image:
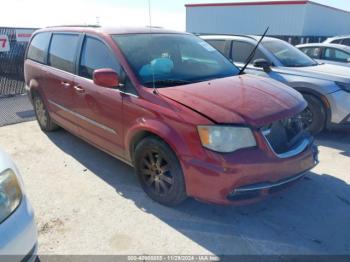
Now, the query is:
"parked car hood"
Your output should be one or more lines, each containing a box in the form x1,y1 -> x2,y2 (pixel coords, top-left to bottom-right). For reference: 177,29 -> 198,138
278,63 -> 350,83
314,59 -> 350,68
159,75 -> 306,127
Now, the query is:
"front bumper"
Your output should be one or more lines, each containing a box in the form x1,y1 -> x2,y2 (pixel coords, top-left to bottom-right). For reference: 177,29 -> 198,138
181,138 -> 318,205
0,195 -> 38,259
227,170 -> 310,201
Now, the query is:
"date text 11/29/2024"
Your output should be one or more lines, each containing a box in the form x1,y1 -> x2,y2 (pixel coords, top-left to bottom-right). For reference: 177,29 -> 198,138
127,255 -> 220,261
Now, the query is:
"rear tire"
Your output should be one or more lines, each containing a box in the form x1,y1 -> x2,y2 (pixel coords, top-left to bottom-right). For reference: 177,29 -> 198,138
301,94 -> 326,135
33,93 -> 59,132
134,137 -> 187,206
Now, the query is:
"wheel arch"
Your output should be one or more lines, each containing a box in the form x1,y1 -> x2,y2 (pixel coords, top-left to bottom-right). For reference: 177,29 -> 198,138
29,87 -> 40,100
128,130 -> 158,165
125,119 -> 191,166
28,79 -> 45,101
293,87 -> 331,128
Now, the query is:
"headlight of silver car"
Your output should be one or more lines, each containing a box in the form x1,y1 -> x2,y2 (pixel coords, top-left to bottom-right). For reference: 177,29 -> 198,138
0,169 -> 22,224
197,126 -> 257,153
335,82 -> 350,92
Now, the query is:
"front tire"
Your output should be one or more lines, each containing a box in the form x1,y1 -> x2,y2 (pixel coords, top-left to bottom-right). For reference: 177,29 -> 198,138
134,137 -> 187,206
300,94 -> 326,135
33,93 -> 59,132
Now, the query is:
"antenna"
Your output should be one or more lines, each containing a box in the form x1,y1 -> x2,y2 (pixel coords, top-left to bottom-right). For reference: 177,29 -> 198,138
148,0 -> 158,95
239,27 -> 269,75
148,0 -> 152,29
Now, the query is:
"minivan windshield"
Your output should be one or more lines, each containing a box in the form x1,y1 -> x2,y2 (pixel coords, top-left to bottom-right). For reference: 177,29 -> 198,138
262,40 -> 318,67
112,34 -> 239,87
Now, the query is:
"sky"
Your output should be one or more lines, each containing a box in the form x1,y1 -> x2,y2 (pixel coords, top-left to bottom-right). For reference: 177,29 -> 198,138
1,0 -> 350,31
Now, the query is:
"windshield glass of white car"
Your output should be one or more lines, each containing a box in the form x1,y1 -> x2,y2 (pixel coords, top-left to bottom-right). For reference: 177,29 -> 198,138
263,40 -> 318,67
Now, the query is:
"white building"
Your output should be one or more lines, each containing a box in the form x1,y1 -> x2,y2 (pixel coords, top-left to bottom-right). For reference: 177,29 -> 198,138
186,0 -> 350,37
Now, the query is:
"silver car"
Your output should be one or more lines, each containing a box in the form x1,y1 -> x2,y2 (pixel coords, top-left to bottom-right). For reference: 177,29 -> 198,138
0,147 -> 38,261
324,35 -> 350,47
297,43 -> 350,67
201,35 -> 350,134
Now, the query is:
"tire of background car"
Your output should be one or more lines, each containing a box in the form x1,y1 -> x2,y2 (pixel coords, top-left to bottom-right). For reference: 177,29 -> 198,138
301,94 -> 326,135
134,136 -> 187,206
33,93 -> 59,132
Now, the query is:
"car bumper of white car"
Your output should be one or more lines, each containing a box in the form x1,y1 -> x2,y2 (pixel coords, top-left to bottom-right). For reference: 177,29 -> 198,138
326,89 -> 350,126
0,195 -> 38,261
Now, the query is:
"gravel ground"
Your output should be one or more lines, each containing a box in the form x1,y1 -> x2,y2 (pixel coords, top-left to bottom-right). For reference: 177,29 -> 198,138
0,121 -> 349,256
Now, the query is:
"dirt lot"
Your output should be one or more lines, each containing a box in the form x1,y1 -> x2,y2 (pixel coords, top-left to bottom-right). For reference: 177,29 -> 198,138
0,121 -> 349,255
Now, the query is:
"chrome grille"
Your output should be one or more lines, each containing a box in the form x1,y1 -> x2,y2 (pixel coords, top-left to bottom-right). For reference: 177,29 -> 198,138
262,115 -> 307,155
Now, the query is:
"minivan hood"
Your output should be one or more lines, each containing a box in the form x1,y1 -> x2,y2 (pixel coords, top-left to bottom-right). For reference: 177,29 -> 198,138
159,75 -> 306,127
278,63 -> 350,83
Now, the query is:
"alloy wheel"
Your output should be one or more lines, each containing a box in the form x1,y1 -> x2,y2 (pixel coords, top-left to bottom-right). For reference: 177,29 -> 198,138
140,150 -> 174,196
34,97 -> 48,127
300,107 -> 313,130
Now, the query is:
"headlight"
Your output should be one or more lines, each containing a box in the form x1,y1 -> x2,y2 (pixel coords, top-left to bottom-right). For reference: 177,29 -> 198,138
335,82 -> 350,92
0,169 -> 22,224
197,126 -> 257,153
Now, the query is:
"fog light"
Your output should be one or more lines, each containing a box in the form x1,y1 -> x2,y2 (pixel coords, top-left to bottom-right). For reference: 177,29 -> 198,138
227,189 -> 261,201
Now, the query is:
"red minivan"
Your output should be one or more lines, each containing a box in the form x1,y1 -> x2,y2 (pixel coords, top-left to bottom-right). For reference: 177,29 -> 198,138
24,26 -> 319,206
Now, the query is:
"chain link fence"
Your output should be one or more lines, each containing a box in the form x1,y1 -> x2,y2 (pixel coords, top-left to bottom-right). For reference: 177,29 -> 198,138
0,27 -> 38,97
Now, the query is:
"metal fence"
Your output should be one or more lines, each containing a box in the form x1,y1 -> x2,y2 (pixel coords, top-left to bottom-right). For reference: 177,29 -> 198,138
0,27 -> 38,96
276,35 -> 328,46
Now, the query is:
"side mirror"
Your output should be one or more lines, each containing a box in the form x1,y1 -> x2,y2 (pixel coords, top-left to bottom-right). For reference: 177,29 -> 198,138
93,68 -> 121,88
253,59 -> 272,72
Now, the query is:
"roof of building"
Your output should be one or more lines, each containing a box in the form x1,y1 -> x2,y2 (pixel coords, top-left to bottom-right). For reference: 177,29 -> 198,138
186,1 -> 308,7
185,1 -> 350,14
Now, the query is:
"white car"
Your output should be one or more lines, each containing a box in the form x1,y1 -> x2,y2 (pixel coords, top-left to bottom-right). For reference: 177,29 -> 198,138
202,35 -> 350,134
0,148 -> 37,261
297,43 -> 350,67
324,35 -> 350,47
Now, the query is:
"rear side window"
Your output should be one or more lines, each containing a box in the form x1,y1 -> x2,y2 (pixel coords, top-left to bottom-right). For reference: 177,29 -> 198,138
331,39 -> 342,44
48,34 -> 79,73
231,41 -> 267,63
79,37 -> 121,79
301,47 -> 321,59
342,38 -> 350,47
324,48 -> 350,62
205,40 -> 227,57
27,33 -> 50,63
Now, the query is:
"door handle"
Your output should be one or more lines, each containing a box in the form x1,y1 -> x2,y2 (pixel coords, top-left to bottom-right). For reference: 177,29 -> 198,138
73,85 -> 85,93
61,81 -> 71,88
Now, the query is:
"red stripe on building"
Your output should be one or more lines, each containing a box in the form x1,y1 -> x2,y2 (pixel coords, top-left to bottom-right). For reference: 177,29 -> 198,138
185,1 -> 308,8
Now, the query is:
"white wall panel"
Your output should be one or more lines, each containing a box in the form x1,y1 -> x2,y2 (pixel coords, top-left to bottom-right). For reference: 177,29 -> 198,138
303,3 -> 350,36
186,4 -> 306,35
186,2 -> 350,36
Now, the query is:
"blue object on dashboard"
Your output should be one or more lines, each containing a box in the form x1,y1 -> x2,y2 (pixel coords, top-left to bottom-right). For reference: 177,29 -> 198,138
139,58 -> 174,77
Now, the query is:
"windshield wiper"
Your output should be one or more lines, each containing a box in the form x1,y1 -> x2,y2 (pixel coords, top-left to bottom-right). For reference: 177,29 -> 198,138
239,27 -> 269,75
143,79 -> 192,87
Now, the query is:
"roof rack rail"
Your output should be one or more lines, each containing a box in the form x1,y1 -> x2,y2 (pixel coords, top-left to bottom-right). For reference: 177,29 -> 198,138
46,24 -> 101,28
